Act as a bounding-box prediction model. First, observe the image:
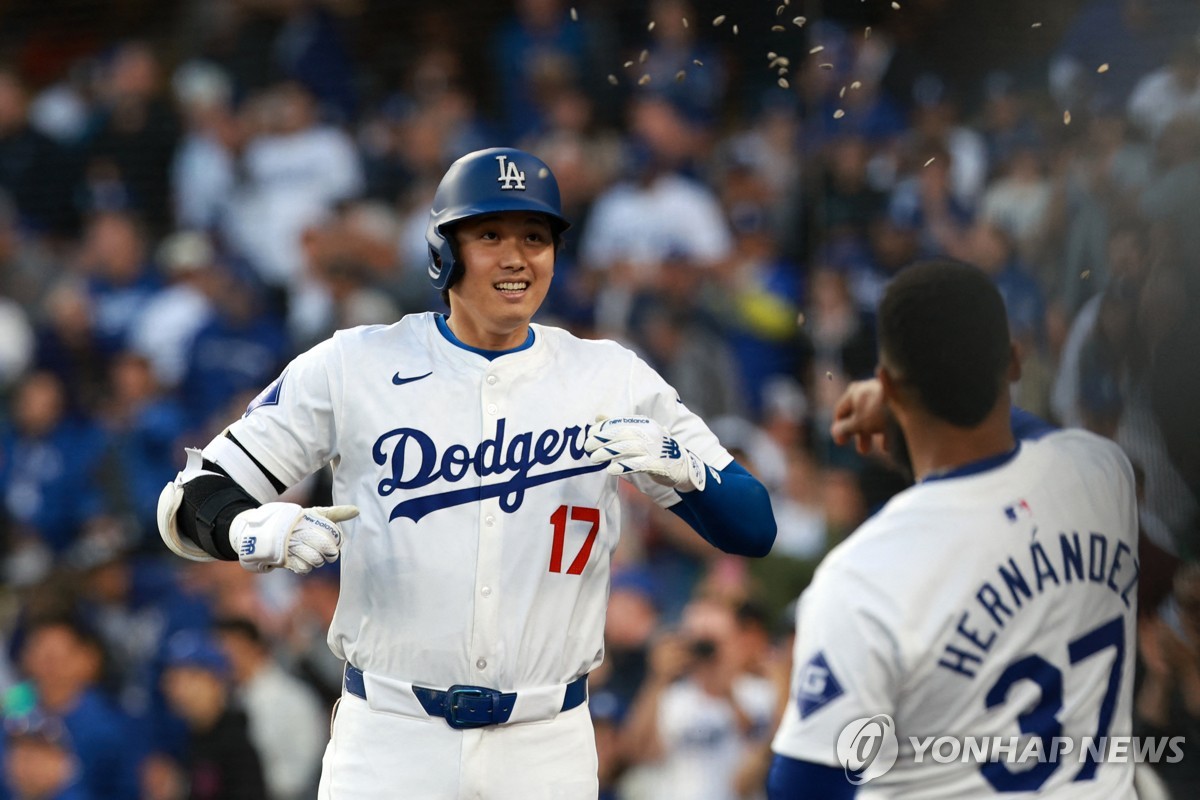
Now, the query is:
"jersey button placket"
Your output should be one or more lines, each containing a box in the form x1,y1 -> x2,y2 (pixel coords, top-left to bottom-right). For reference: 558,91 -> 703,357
475,375 -> 503,680
472,490 -> 502,685
483,372 -> 499,416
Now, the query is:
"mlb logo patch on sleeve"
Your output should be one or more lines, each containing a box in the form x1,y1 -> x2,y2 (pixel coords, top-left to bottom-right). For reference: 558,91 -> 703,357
797,652 -> 844,718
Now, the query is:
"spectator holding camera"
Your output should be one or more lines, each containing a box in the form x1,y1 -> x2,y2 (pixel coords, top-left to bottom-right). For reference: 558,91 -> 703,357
621,595 -> 776,800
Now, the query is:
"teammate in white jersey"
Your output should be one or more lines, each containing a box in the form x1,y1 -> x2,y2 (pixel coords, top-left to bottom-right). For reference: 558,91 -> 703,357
769,260 -> 1138,799
155,147 -> 777,799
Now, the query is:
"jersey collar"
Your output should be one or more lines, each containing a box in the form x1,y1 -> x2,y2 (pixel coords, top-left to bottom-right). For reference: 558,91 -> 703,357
435,313 -> 535,361
919,443 -> 1022,484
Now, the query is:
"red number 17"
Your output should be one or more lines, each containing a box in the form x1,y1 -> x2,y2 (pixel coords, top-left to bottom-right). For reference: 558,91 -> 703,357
549,505 -> 600,575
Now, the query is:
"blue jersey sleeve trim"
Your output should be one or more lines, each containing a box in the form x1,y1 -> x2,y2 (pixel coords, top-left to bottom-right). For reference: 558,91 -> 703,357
667,461 -> 776,557
1010,406 -> 1055,441
435,313 -> 535,360
767,756 -> 857,800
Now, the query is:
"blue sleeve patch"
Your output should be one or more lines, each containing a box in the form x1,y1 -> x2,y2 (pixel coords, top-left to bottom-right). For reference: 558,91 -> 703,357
244,370 -> 287,417
797,652 -> 844,719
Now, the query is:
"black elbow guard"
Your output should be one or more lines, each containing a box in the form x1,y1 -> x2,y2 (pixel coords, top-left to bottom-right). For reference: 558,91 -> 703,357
178,468 -> 261,561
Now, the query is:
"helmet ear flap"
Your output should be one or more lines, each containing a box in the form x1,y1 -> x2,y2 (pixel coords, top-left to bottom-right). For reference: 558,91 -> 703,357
428,229 -> 462,291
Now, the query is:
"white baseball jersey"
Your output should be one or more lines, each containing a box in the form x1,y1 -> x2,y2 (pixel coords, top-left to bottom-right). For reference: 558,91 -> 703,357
205,312 -> 732,692
772,430 -> 1139,798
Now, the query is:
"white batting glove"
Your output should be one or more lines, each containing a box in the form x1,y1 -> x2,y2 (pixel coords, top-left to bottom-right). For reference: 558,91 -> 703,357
585,415 -> 707,492
228,503 -> 359,574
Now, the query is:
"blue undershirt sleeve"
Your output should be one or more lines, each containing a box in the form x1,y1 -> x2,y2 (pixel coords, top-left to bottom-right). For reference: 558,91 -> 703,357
667,460 -> 776,557
767,755 -> 857,800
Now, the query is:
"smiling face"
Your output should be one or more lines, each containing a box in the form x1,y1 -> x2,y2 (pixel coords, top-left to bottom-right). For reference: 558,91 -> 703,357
446,211 -> 556,350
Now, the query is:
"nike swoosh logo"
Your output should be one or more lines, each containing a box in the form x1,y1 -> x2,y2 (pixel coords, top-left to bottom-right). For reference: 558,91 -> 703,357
392,371 -> 433,386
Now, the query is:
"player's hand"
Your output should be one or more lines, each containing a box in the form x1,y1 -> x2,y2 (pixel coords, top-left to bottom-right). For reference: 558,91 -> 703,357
585,415 -> 707,491
228,503 -> 359,574
831,378 -> 888,455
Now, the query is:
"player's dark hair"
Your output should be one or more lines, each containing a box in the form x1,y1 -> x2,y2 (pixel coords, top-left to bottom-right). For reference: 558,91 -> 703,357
878,259 -> 1011,427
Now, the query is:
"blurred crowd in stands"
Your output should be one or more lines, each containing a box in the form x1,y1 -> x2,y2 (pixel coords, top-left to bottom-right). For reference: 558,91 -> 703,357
0,0 -> 1196,797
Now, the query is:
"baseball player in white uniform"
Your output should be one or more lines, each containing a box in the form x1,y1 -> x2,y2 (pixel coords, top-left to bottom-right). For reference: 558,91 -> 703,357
769,261 -> 1138,799
156,147 -> 777,799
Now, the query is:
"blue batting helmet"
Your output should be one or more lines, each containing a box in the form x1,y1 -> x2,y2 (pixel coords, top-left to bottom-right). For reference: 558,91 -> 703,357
426,147 -> 571,291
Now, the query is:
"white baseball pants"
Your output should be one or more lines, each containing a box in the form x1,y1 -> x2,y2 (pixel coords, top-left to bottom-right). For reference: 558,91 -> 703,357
317,691 -> 599,799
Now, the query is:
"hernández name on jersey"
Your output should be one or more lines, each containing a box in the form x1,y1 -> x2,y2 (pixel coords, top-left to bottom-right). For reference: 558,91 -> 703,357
372,417 -> 605,523
938,526 -> 1139,679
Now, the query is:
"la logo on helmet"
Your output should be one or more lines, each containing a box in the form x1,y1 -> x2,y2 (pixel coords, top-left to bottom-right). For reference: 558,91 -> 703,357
496,155 -> 526,190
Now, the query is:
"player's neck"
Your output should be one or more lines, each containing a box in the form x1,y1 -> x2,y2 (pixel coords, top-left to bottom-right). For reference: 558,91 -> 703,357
443,311 -> 531,351
902,400 -> 1016,483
